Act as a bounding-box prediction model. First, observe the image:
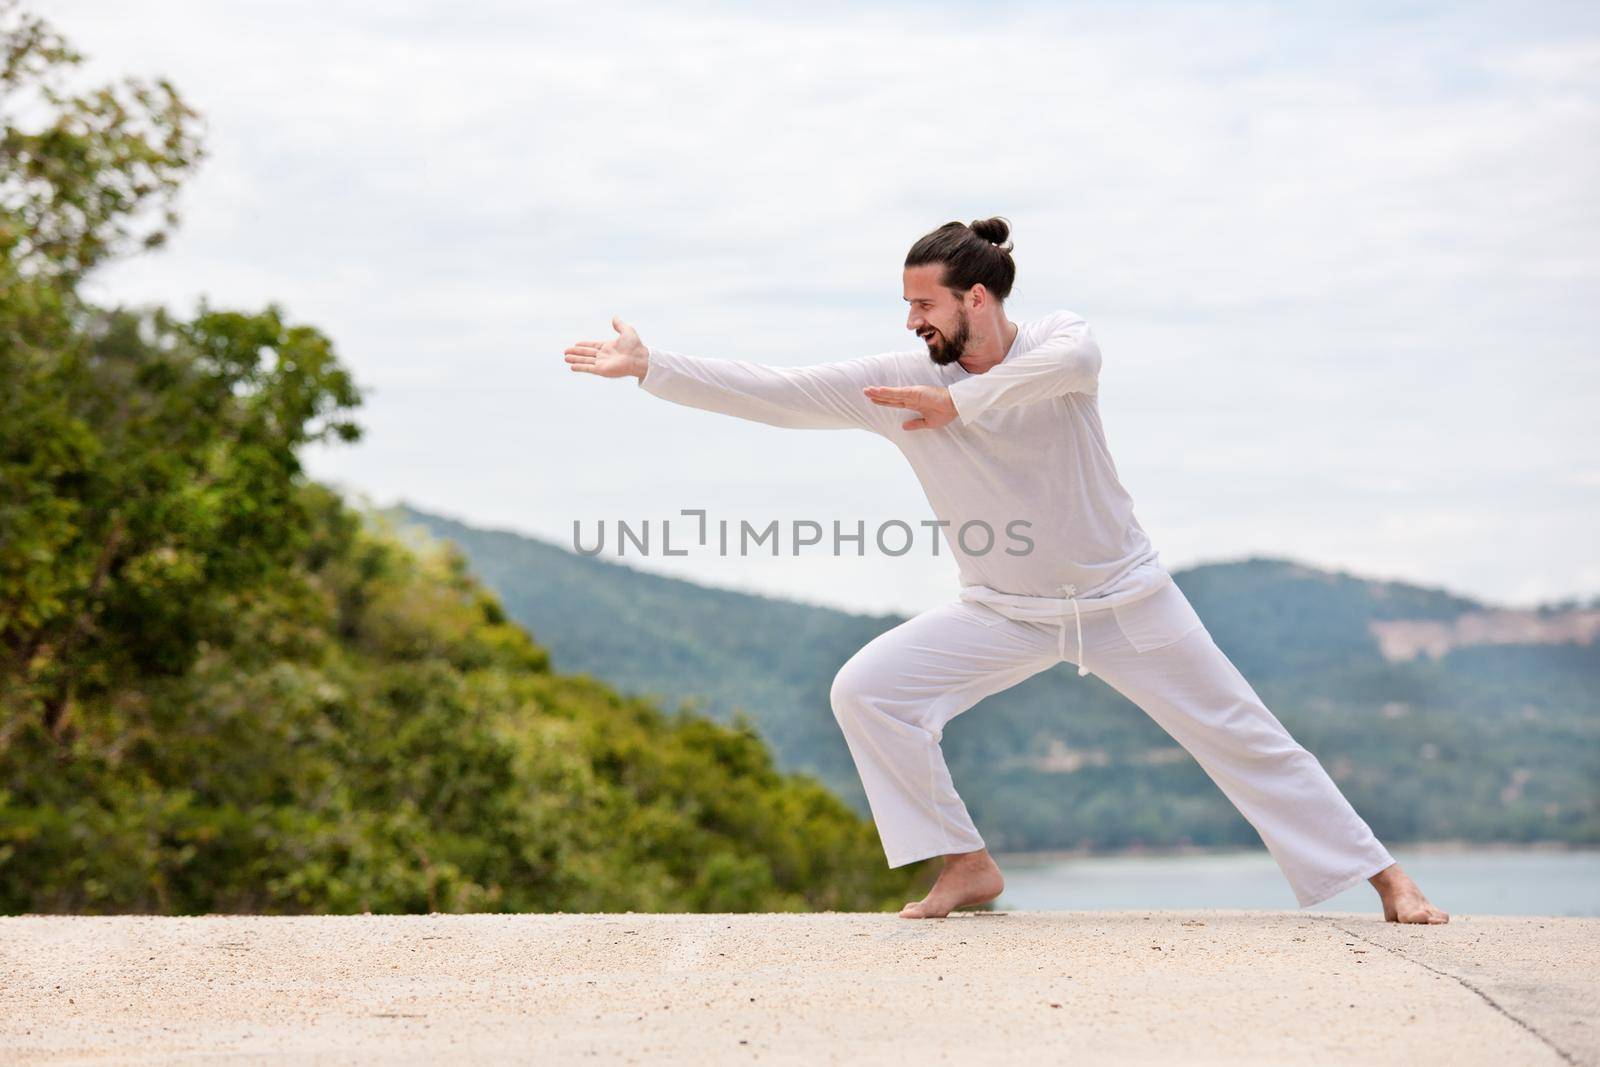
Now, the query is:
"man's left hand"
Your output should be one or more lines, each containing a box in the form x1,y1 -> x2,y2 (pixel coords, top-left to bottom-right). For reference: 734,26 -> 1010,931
863,385 -> 958,431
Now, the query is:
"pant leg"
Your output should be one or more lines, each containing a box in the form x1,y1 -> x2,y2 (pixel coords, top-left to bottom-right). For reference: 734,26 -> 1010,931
1086,580 -> 1397,907
830,599 -> 1060,868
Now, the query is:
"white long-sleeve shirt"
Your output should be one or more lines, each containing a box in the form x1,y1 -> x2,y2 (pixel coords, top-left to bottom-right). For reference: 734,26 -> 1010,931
635,309 -> 1171,619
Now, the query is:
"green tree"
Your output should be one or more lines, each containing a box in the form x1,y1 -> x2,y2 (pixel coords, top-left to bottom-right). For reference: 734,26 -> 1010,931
1,2 -> 359,739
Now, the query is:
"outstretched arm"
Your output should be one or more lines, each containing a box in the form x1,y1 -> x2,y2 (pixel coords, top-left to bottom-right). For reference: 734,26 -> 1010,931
565,316 -> 898,432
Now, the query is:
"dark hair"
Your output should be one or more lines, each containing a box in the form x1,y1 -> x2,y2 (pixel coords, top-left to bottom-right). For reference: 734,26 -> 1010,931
904,216 -> 1016,303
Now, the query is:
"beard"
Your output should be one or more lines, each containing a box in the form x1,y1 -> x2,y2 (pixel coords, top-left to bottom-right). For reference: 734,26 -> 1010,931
922,306 -> 971,366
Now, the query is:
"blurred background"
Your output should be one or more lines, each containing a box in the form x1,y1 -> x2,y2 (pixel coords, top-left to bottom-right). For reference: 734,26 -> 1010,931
3,0 -> 1595,916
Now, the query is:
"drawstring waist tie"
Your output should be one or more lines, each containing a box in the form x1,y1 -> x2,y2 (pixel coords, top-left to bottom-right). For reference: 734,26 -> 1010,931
958,572 -> 1174,680
1061,584 -> 1085,675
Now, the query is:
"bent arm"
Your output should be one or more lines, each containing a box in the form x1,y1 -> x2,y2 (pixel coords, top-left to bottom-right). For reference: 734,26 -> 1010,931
946,311 -> 1101,424
637,345 -> 899,432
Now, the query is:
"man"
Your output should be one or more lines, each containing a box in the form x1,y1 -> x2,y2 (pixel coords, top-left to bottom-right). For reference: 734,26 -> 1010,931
563,217 -> 1450,924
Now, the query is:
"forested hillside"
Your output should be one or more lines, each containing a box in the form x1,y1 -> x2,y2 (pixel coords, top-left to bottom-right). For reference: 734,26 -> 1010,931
0,4 -> 924,915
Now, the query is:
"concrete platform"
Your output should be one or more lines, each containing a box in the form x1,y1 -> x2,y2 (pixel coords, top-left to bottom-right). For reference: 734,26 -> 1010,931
2,911 -> 1594,1064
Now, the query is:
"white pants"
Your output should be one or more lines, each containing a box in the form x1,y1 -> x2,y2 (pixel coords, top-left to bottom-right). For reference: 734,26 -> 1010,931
828,579 -> 1396,907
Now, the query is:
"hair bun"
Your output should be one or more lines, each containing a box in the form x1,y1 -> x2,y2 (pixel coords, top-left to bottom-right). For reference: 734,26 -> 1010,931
968,216 -> 1013,252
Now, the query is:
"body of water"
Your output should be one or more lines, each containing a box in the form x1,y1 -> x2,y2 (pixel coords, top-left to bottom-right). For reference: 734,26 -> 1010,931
990,845 -> 1599,916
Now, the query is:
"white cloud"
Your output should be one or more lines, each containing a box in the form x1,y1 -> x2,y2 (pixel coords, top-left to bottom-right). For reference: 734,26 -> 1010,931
49,0 -> 1600,613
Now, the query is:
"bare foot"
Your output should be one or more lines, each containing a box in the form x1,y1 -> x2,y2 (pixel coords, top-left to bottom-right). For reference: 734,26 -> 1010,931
1369,862 -> 1450,923
899,848 -> 1005,919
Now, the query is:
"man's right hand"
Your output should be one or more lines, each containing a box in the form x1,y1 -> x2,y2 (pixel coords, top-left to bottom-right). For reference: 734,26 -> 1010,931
564,315 -> 649,379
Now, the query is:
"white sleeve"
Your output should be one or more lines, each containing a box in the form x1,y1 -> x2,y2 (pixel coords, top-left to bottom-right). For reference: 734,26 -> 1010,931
946,310 -> 1101,424
636,345 -> 902,433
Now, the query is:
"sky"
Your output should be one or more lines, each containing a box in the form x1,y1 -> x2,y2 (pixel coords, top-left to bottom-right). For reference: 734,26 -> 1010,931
48,0 -> 1600,617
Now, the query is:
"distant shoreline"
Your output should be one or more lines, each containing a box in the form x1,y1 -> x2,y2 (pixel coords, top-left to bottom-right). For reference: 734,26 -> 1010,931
992,839 -> 1597,865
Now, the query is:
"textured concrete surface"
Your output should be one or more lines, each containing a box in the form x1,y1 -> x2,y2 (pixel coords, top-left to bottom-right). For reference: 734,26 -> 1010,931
1,911 -> 1594,1065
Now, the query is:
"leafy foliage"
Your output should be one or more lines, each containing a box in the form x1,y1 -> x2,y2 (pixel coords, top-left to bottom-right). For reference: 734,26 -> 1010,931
2,489 -> 914,913
0,0 -> 202,283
